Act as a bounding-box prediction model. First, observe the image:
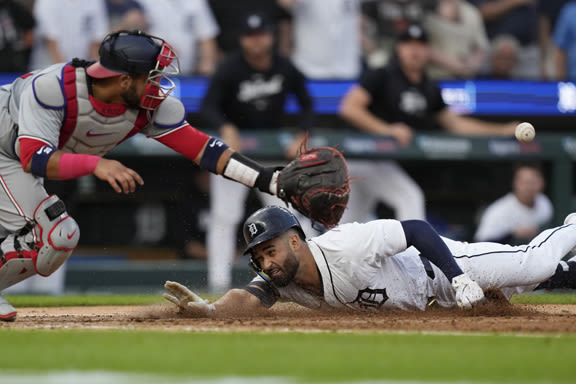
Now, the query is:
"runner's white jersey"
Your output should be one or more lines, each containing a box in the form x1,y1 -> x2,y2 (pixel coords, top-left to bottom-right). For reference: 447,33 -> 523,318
248,219 -> 576,311
0,62 -> 187,161
253,220 -> 447,311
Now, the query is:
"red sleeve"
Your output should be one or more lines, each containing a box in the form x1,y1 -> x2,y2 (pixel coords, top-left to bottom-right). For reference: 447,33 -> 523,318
18,137 -> 51,169
153,123 -> 211,161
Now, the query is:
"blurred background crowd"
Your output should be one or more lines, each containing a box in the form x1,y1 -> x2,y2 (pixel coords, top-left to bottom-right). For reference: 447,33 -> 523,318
2,0 -> 572,294
2,0 -> 576,81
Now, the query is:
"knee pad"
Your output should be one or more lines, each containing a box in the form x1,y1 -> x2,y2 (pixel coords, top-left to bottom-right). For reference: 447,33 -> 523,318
33,195 -> 80,276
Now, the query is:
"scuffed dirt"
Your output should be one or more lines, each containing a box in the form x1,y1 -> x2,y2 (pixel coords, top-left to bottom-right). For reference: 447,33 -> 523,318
3,303 -> 576,334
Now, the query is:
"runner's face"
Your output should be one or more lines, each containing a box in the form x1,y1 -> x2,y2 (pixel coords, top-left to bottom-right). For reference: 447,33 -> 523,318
252,235 -> 300,287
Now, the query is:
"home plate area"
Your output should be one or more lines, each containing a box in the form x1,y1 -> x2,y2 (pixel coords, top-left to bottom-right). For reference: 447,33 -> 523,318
3,302 -> 576,334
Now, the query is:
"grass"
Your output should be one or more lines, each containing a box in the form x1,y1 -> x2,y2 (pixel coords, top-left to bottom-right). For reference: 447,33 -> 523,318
5,292 -> 575,307
510,292 -> 576,304
3,294 -> 163,307
1,330 -> 576,383
2,293 -> 576,383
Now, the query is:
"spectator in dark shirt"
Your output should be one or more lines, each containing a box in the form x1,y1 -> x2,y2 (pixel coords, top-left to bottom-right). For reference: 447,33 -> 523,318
208,0 -> 291,58
361,0 -> 437,68
0,0 -> 35,72
339,23 -> 517,225
200,12 -> 314,293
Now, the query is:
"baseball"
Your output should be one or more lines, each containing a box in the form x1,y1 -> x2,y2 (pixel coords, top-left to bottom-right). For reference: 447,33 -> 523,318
515,122 -> 535,142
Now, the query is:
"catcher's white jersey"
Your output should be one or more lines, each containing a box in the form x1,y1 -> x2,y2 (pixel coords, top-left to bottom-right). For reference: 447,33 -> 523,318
250,219 -> 576,311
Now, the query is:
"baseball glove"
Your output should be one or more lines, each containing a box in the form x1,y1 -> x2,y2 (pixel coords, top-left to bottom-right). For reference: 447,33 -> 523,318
277,146 -> 350,228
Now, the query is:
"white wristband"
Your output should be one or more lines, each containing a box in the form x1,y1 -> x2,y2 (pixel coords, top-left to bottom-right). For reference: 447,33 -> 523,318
206,302 -> 216,317
269,170 -> 280,195
222,157 -> 259,187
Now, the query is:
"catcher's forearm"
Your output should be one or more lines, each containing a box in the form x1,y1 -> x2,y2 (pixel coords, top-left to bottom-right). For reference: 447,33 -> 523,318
221,151 -> 280,195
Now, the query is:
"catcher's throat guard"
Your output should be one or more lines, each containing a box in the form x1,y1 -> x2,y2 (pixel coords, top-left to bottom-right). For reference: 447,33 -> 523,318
277,146 -> 350,228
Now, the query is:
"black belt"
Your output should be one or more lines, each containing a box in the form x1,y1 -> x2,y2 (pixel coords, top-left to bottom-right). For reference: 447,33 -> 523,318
419,255 -> 435,280
419,255 -> 438,307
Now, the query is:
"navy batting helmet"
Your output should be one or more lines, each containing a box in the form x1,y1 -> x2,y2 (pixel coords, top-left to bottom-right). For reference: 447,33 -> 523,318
243,206 -> 305,256
87,30 -> 175,78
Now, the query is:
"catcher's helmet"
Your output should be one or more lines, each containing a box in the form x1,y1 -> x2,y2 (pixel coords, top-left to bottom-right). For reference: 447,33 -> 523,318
87,30 -> 179,116
243,206 -> 305,256
87,30 -> 175,78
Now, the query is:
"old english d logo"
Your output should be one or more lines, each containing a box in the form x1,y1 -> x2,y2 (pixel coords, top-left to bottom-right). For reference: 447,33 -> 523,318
353,288 -> 389,309
248,223 -> 259,239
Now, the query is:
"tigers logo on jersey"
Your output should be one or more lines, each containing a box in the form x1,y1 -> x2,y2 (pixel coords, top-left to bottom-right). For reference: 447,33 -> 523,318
353,288 -> 389,309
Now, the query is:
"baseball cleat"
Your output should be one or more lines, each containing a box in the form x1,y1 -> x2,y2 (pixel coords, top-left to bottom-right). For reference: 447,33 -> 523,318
564,213 -> 576,226
0,294 -> 16,322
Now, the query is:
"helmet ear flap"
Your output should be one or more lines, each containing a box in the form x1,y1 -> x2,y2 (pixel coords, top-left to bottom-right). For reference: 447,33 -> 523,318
249,256 -> 271,283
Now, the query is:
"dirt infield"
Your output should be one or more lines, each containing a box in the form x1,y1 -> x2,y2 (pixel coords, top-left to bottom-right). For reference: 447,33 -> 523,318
3,303 -> 576,334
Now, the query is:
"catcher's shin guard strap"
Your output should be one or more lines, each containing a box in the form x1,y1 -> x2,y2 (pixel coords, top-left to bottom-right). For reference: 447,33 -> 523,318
223,152 -> 279,195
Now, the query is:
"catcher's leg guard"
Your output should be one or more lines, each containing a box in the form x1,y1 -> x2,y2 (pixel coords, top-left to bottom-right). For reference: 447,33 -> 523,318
0,195 -> 79,291
33,195 -> 79,277
0,234 -> 39,291
0,257 -> 36,292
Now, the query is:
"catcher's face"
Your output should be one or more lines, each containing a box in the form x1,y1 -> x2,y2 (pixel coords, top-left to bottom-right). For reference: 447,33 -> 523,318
120,74 -> 147,109
251,233 -> 299,287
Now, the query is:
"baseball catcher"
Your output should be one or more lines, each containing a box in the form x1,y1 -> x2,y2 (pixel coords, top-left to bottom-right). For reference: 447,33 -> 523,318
276,146 -> 350,228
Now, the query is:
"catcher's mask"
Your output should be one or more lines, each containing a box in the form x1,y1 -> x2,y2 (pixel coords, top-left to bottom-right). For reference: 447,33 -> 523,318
243,206 -> 305,282
86,29 -> 180,118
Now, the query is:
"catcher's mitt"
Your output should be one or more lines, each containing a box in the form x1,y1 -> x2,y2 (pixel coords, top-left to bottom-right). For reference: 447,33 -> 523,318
277,146 -> 350,228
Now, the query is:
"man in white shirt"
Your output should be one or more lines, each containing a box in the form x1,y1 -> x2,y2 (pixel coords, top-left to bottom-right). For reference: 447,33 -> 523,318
279,0 -> 362,79
138,0 -> 219,75
29,0 -> 109,70
474,163 -> 553,244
